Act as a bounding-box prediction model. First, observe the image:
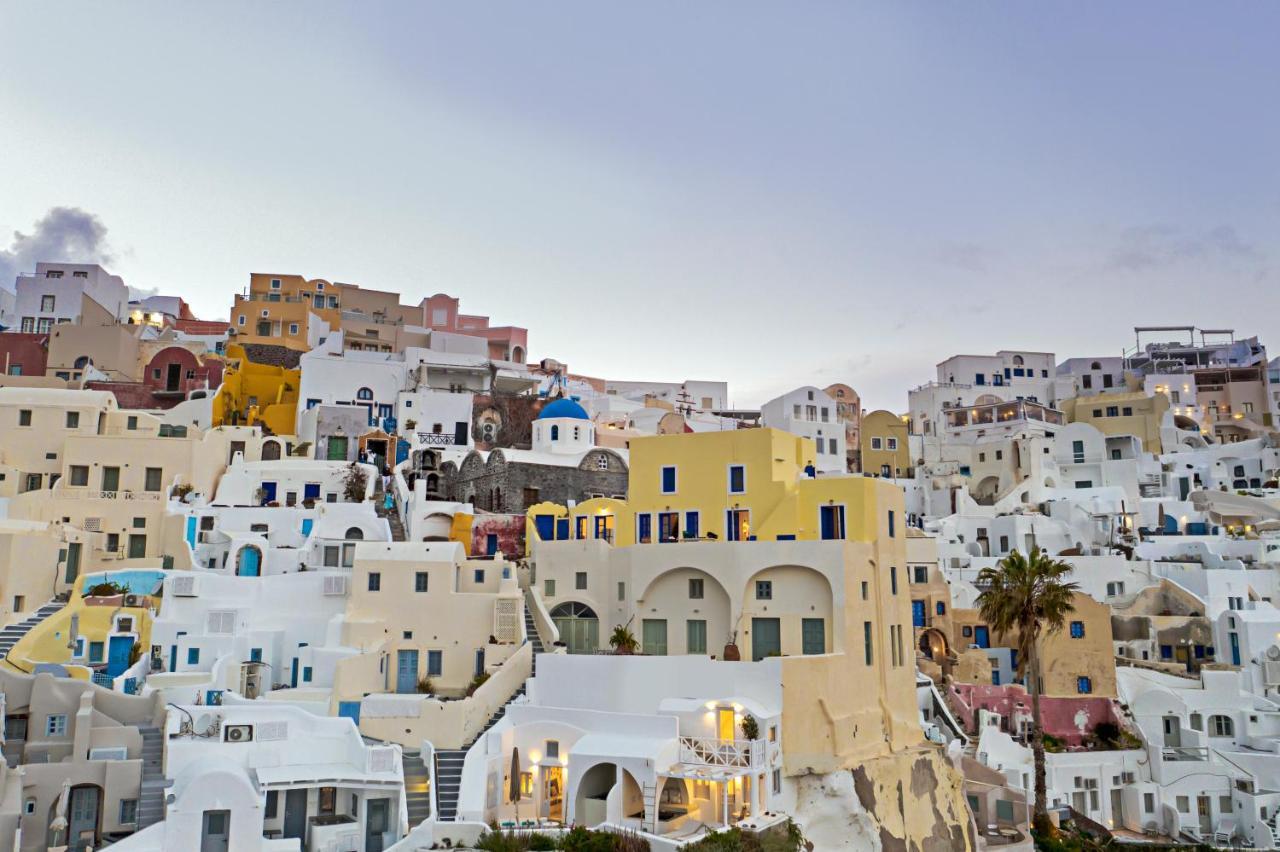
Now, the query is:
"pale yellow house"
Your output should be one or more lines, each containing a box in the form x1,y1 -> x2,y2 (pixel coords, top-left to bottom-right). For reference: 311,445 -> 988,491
1060,391 -> 1170,453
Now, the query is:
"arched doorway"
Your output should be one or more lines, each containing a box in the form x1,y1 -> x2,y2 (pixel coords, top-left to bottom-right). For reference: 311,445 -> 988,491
49,783 -> 102,851
261,440 -> 282,461
919,628 -> 949,660
574,761 -> 617,826
345,527 -> 364,540
236,545 -> 262,577
550,602 -> 599,654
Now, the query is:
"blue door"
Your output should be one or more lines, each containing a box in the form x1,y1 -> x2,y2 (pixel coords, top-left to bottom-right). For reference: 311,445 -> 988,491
107,635 -> 133,677
911,601 -> 926,628
974,626 -> 990,648
301,519 -> 314,536
338,701 -> 361,725
291,657 -> 299,688
396,439 -> 410,464
486,534 -> 498,555
260,481 -> 277,505
556,518 -> 570,540
304,483 -> 321,501
637,514 -> 652,542
185,516 -> 197,549
534,515 -> 555,541
1230,632 -> 1241,666
170,632 -> 186,672
992,671 -> 1001,686
238,547 -> 260,577
819,505 -> 845,540
396,650 -> 419,694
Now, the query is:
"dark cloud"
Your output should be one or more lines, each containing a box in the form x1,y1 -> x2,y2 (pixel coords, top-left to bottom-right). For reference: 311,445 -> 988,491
0,207 -> 114,288
1106,224 -> 1262,272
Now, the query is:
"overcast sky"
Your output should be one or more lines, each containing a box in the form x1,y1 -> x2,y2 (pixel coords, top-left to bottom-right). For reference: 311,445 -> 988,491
2,3 -> 1277,411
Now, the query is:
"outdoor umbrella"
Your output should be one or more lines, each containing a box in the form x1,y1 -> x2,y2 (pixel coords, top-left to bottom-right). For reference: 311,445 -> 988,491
509,747 -> 522,826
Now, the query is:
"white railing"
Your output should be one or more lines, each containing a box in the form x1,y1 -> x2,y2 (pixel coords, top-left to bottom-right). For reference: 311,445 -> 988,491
678,736 -> 765,769
61,489 -> 162,501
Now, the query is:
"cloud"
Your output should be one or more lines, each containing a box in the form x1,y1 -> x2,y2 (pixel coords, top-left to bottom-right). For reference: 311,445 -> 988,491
0,207 -> 114,288
931,241 -> 996,273
1106,224 -> 1262,272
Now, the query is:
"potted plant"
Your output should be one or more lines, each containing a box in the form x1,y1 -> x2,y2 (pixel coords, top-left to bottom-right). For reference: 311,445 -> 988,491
609,624 -> 639,655
416,676 -> 435,695
740,714 -> 760,741
723,629 -> 741,662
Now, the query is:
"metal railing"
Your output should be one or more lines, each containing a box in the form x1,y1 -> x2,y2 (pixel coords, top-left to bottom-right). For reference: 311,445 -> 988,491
1161,746 -> 1208,762
61,490 -> 162,501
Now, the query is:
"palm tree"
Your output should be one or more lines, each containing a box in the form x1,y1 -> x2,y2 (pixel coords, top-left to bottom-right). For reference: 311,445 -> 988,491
975,547 -> 1078,836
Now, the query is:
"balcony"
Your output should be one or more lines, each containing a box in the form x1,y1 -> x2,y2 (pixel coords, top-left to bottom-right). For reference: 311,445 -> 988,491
677,736 -> 767,770
59,489 -> 163,501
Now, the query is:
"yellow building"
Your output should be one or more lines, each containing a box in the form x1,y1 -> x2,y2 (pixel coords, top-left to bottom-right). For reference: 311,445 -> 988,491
229,273 -> 348,351
1060,391 -> 1170,453
860,409 -> 911,478
4,569 -> 161,681
528,427 -> 908,549
211,342 -> 301,436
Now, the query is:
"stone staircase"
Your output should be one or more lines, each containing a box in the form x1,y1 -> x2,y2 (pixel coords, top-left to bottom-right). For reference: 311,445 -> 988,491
0,600 -> 66,662
402,749 -> 432,828
135,725 -> 169,830
435,595 -> 546,821
374,480 -> 407,542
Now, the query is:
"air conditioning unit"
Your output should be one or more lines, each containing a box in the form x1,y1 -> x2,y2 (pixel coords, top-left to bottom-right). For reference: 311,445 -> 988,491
170,575 -> 197,597
206,611 -> 235,634
224,724 -> 254,743
323,575 -> 347,596
88,747 -> 128,761
124,594 -> 141,607
1264,661 -> 1280,686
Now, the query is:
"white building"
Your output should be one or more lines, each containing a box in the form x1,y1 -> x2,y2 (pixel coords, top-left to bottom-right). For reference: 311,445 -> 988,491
760,386 -> 847,474
9,262 -> 129,332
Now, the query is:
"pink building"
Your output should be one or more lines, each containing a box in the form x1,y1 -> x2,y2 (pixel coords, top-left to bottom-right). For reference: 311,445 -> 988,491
949,682 -> 1125,748
419,293 -> 529,363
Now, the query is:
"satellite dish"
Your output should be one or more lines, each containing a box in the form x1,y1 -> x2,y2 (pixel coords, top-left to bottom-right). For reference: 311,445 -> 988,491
1266,645 -> 1280,662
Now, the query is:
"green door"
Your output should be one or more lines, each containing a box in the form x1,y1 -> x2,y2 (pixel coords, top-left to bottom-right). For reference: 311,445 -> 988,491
686,619 -> 707,655
128,534 -> 147,559
550,603 -> 599,654
752,618 -> 781,660
327,436 -> 348,460
802,618 -> 826,655
101,466 -> 120,492
642,619 -> 668,656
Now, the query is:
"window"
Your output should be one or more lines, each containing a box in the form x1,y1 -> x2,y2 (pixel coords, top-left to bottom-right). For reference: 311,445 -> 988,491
728,464 -> 746,494
69,465 -> 89,486
1122,407 -> 1133,417
596,454 -> 609,470
1076,676 -> 1092,694
544,579 -> 556,597
1106,406 -> 1119,417
772,769 -> 782,795
303,666 -> 313,682
126,415 -> 138,430
1144,793 -> 1155,813
1189,713 -> 1203,731
936,601 -> 946,615
90,641 -> 104,662
415,572 -> 428,592
575,572 -> 587,590
1176,796 -> 1189,814
18,409 -> 31,427
861,581 -> 868,600
427,650 -> 443,676
144,467 -> 163,492
119,799 -> 138,824
270,278 -> 282,289
474,569 -> 485,583
1210,715 -> 1234,737
289,323 -> 299,335
755,580 -> 772,600
65,411 -> 79,428
41,294 -> 56,312
661,466 -> 677,494
187,647 -> 200,665
888,511 -> 895,538
890,566 -> 898,594
864,621 -> 874,665
368,572 -> 381,591
618,581 -> 626,601
886,437 -> 898,450
913,566 -> 927,583
1069,621 -> 1085,639
46,714 -> 67,736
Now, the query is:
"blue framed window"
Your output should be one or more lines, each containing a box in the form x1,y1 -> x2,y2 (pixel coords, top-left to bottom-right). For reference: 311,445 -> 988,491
685,511 -> 699,539
661,466 -> 677,494
936,602 -> 946,615
89,641 -> 104,662
1077,676 -> 1092,694
474,569 -> 485,583
1160,644 -> 1173,660
187,647 -> 200,665
303,666 -> 313,682
1069,621 -> 1085,639
250,648 -> 262,662
637,513 -> 652,543
368,572 -> 381,591
427,650 -> 443,676
728,464 -> 745,494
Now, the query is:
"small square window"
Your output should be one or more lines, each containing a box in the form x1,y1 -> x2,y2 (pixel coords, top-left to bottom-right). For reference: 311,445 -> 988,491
415,572 -> 428,592
18,409 -> 32,427
46,714 -> 68,736
661,465 -> 677,494
474,569 -> 485,583
368,572 -> 381,591
689,578 -> 704,599
65,411 -> 79,428
755,580 -> 772,600
575,572 -> 587,590
1069,621 -> 1085,639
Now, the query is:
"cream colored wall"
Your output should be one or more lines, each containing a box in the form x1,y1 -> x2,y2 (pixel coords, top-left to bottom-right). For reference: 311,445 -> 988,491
47,322 -> 142,381
0,529 -> 64,623
1061,392 -> 1170,453
638,567 -> 732,655
0,395 -> 111,496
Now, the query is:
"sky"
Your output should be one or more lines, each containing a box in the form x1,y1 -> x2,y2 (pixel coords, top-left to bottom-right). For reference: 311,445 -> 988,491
2,3 -> 1278,411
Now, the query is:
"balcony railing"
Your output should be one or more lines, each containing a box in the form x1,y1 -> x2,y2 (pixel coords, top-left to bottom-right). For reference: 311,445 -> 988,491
1162,746 -> 1208,762
678,736 -> 766,769
61,489 -> 162,501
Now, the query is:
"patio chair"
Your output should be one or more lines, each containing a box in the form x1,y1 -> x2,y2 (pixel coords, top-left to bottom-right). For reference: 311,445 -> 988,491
1213,818 -> 1237,844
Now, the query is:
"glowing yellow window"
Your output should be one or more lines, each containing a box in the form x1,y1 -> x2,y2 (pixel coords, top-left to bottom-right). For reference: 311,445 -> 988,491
717,707 -> 736,742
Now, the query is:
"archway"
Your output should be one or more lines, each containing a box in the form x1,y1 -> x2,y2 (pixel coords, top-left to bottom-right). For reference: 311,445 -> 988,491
261,440 -> 282,461
741,565 -> 835,660
550,602 -> 599,654
973,476 -> 1001,506
638,568 -> 731,656
512,346 -> 525,364
574,761 -> 617,827
345,527 -> 364,540
919,628 -> 950,660
236,545 -> 262,577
